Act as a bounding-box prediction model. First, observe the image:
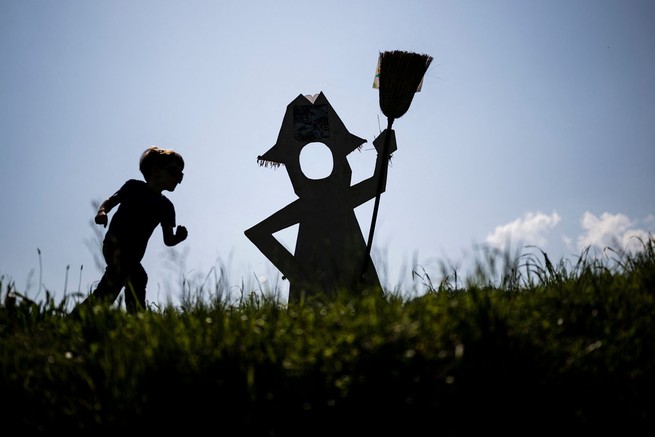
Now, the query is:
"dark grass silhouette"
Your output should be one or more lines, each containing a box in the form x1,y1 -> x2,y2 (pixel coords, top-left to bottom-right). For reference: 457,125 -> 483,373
1,237 -> 654,435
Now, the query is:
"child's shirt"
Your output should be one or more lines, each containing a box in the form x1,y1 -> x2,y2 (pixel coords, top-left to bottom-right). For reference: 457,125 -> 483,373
104,179 -> 176,261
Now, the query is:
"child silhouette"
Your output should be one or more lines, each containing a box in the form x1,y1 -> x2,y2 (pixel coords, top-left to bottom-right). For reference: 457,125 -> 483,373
73,146 -> 188,315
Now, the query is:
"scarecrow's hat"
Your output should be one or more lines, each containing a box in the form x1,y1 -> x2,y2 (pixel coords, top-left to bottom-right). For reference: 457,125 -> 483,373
257,92 -> 366,168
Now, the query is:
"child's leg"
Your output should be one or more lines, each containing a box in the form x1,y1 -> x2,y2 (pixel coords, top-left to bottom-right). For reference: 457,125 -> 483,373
92,265 -> 125,304
70,265 -> 124,317
124,263 -> 148,314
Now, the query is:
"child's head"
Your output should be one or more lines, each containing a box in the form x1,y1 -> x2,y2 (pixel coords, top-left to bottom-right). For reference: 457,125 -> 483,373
139,146 -> 185,182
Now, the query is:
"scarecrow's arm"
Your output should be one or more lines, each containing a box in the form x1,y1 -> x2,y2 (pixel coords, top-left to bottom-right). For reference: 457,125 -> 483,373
244,200 -> 302,282
350,129 -> 397,208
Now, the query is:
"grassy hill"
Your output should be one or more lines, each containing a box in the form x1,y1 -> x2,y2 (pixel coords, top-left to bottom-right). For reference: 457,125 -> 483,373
1,239 -> 654,435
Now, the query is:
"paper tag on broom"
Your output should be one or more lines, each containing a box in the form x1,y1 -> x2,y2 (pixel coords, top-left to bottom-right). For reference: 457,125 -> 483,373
372,53 -> 425,91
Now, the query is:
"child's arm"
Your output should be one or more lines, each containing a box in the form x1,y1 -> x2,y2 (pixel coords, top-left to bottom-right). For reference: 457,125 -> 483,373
162,225 -> 188,246
94,196 -> 120,228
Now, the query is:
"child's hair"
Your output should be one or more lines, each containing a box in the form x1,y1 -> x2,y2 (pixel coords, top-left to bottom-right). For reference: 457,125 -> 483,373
139,146 -> 185,180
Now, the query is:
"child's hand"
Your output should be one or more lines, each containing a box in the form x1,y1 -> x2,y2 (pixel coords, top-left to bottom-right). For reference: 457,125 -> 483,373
95,211 -> 108,228
175,225 -> 188,242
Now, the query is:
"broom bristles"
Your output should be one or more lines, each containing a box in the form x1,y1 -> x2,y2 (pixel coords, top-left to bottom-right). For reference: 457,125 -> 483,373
379,50 -> 433,120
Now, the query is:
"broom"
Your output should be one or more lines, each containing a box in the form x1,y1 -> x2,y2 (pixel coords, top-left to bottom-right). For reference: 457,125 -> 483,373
361,50 -> 433,282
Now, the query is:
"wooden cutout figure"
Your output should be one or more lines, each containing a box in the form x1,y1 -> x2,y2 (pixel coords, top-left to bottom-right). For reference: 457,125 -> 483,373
245,92 -> 396,304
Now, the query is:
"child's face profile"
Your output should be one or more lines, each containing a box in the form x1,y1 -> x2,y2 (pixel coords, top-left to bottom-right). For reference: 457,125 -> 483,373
151,162 -> 184,192
163,164 -> 184,184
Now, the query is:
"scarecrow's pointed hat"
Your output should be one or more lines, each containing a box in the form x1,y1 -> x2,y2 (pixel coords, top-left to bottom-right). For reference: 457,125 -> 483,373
257,92 -> 366,168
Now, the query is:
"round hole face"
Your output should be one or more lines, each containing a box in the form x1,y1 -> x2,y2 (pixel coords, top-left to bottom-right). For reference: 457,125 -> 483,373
299,142 -> 333,180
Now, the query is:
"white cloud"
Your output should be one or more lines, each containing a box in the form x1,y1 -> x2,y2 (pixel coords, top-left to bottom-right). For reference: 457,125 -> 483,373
486,211 -> 561,250
577,212 -> 653,253
562,235 -> 573,249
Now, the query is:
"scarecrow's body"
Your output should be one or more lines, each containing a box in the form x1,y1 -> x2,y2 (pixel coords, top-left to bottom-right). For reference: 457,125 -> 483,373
245,92 -> 395,303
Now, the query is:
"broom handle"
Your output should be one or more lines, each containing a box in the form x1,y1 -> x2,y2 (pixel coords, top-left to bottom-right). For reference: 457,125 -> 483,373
361,116 -> 395,279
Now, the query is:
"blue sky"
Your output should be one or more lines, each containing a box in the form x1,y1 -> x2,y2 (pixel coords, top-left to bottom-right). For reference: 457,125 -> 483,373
1,0 -> 654,308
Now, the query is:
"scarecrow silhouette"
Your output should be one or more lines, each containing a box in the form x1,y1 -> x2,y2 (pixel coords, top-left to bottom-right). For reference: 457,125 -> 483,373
245,92 -> 396,303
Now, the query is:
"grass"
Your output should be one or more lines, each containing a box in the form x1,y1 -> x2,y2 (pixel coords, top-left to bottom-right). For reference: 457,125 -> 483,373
1,237 -> 654,435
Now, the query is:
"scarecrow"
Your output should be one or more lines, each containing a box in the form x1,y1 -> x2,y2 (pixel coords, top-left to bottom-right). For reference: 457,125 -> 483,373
244,92 -> 395,303
246,51 -> 432,304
